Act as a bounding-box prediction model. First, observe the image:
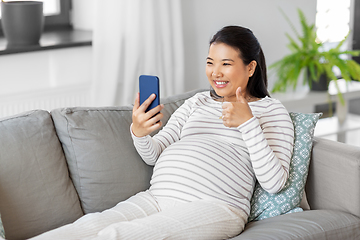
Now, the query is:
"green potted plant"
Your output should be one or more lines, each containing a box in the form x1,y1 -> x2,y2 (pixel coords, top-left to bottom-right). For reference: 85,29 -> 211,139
270,8 -> 360,104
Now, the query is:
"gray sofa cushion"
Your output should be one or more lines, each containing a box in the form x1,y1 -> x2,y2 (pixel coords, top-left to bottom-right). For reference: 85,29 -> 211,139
0,110 -> 83,240
51,106 -> 153,214
50,89 -> 203,214
233,210 -> 360,240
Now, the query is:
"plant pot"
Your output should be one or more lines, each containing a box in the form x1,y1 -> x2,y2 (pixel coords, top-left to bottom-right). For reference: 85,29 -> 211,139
1,1 -> 44,48
310,73 -> 329,92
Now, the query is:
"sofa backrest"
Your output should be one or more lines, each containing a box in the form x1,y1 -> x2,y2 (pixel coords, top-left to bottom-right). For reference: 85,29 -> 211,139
307,137 -> 360,218
0,110 -> 83,240
50,89 -> 205,214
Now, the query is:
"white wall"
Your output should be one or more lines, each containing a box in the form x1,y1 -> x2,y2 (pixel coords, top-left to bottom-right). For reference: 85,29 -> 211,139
0,0 -> 317,117
0,46 -> 93,117
0,0 -> 95,117
0,47 -> 92,95
180,0 -> 317,92
0,0 -> 94,97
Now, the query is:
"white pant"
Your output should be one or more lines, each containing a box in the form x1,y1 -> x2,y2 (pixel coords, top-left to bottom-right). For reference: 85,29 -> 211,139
30,191 -> 246,240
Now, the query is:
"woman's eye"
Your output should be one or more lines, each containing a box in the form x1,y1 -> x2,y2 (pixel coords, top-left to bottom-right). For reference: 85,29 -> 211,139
223,63 -> 231,66
207,62 -> 213,65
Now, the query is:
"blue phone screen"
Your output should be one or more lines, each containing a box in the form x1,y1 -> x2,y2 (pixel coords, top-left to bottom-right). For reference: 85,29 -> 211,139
139,75 -> 160,112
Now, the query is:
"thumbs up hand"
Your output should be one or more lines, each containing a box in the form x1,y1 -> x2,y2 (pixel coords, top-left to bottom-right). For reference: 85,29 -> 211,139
221,87 -> 254,128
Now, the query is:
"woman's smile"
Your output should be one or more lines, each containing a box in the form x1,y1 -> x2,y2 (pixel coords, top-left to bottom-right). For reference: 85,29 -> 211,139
213,80 -> 229,88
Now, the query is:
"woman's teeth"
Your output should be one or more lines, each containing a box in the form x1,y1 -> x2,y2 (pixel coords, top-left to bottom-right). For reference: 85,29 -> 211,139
215,81 -> 227,84
214,81 -> 228,88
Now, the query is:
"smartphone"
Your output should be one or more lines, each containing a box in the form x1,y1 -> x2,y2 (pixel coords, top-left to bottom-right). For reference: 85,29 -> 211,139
139,75 -> 160,113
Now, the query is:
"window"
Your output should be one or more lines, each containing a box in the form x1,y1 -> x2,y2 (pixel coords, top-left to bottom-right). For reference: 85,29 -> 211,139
43,0 -> 72,30
352,0 -> 360,64
0,0 -> 71,34
316,0 -> 351,43
315,0 -> 352,76
0,0 -> 61,17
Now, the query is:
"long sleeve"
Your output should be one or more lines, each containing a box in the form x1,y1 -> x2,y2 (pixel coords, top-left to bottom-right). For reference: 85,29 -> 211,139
131,97 -> 194,165
238,100 -> 294,194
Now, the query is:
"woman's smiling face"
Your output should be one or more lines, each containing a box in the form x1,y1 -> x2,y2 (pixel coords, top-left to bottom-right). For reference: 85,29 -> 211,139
206,42 -> 256,102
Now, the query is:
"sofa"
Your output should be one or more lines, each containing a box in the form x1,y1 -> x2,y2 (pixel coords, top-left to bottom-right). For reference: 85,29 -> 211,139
0,89 -> 360,240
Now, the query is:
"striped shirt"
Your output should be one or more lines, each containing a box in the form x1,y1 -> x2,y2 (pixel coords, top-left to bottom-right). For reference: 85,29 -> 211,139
132,91 -> 294,218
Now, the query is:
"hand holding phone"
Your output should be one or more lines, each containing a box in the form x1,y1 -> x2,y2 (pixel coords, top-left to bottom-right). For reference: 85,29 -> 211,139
131,75 -> 163,137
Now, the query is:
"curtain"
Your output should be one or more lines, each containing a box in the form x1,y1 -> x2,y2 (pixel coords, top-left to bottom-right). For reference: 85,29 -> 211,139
92,0 -> 184,106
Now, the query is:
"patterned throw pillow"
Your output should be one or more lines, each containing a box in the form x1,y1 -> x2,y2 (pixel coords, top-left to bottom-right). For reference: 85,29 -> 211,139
248,112 -> 322,222
0,213 -> 5,239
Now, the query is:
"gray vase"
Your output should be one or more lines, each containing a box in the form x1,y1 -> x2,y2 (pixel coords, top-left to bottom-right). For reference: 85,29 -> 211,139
1,1 -> 44,48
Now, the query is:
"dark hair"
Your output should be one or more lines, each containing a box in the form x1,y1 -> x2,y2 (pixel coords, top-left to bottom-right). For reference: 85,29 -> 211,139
209,25 -> 270,99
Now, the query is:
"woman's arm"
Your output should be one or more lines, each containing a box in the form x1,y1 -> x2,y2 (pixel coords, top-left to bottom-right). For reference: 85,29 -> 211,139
131,96 -> 195,165
238,100 -> 294,194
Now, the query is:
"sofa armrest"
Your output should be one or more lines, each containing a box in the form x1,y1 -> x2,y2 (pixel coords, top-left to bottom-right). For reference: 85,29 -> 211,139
306,137 -> 360,218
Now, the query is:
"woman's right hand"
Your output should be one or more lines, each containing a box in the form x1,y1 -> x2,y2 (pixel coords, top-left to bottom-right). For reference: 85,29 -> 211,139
131,93 -> 164,137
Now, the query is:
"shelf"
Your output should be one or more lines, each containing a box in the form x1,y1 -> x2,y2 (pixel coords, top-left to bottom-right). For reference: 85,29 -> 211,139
0,28 -> 92,55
